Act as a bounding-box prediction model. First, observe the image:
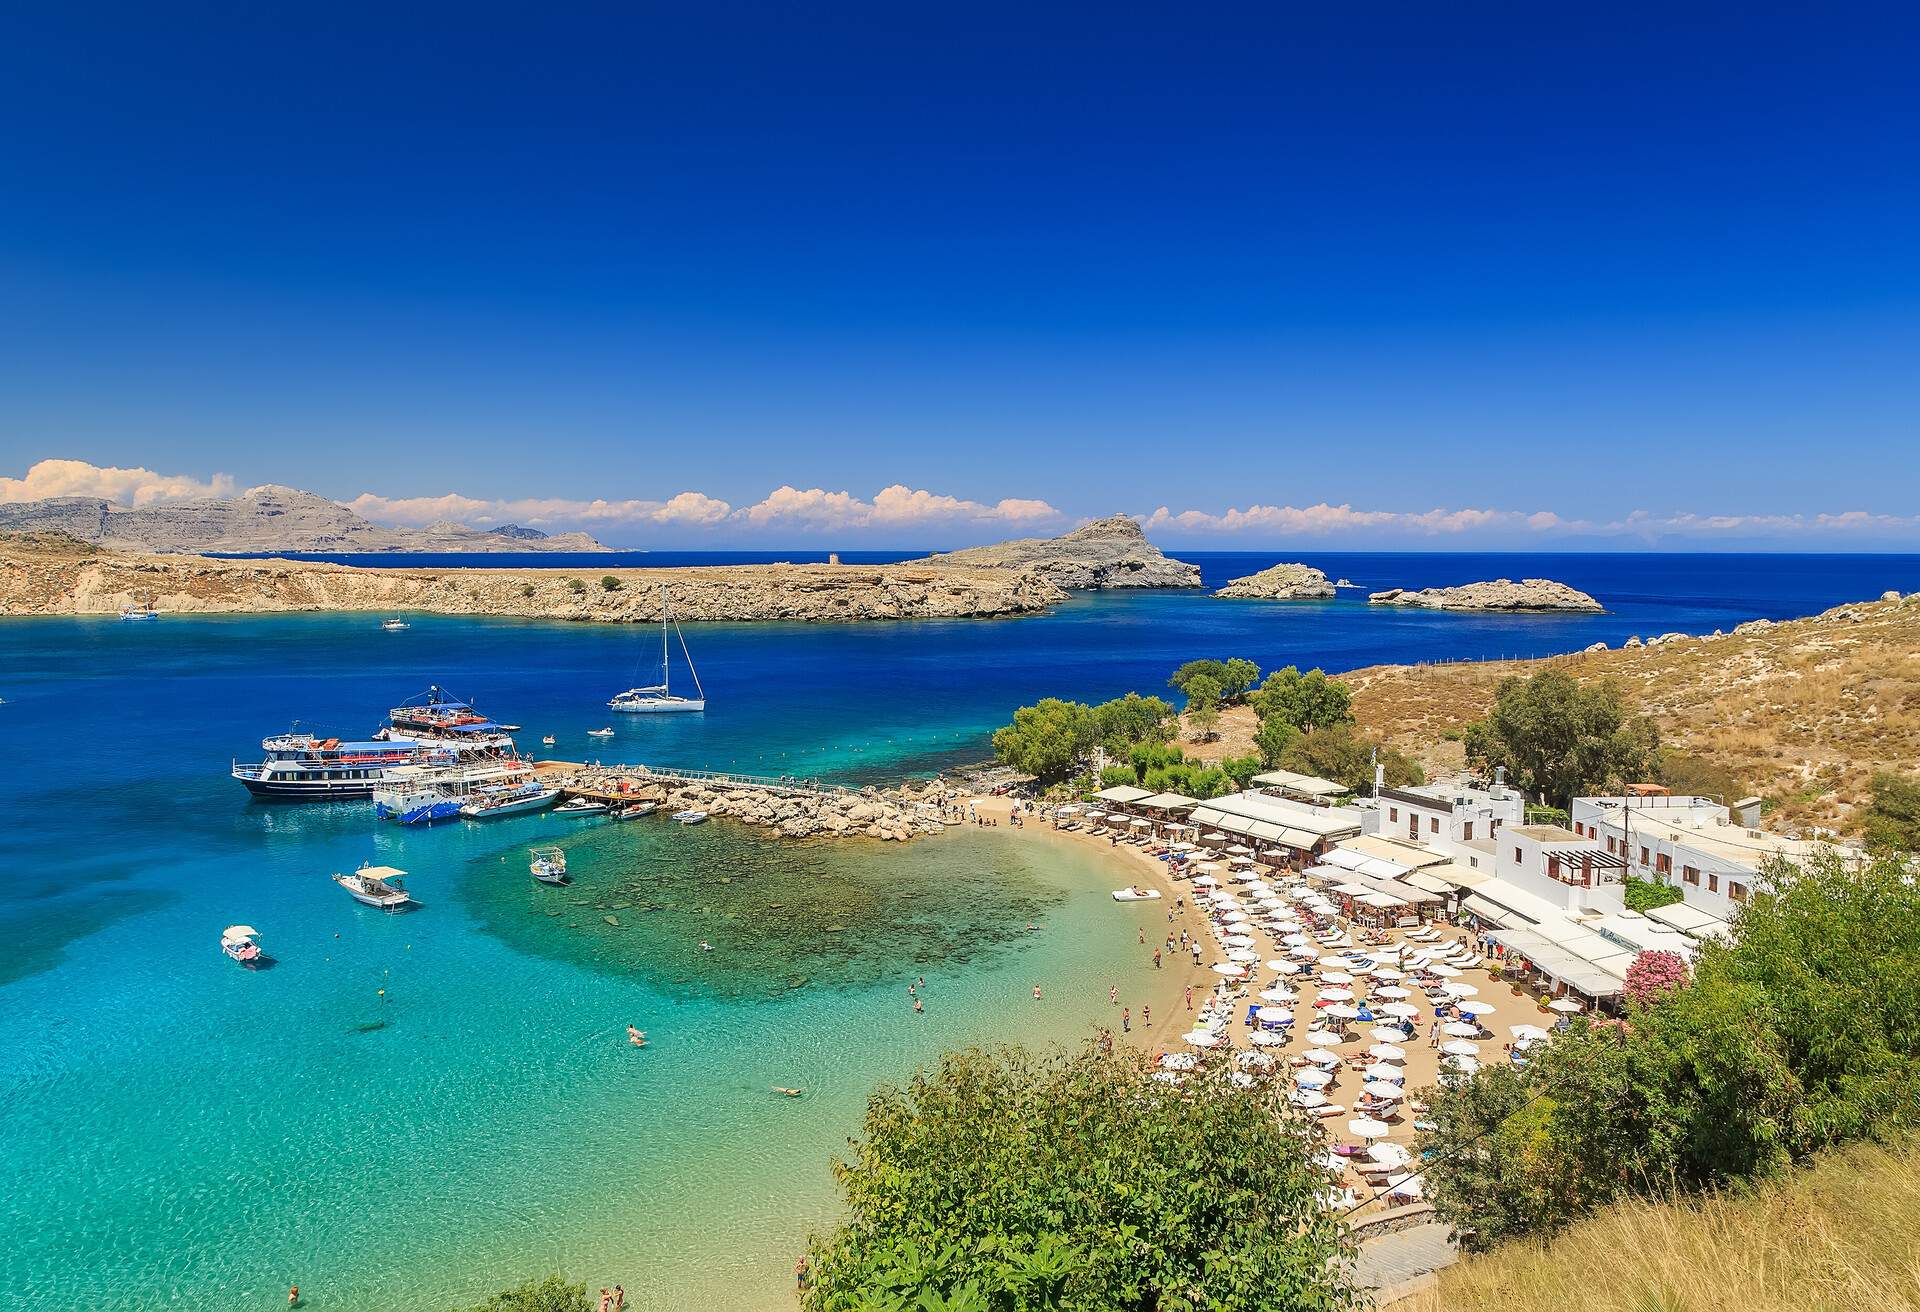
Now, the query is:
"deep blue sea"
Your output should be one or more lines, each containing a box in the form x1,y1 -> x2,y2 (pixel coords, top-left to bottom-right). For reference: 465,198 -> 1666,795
2,552 -> 1915,1310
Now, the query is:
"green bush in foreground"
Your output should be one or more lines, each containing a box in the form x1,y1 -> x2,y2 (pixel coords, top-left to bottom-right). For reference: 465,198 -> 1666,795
456,1273 -> 592,1312
803,1045 -> 1351,1312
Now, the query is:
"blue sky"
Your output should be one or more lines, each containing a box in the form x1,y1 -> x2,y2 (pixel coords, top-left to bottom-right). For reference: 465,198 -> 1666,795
2,3 -> 1918,548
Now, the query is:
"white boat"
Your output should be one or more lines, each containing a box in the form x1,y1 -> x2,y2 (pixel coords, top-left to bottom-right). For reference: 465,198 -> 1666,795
120,591 -> 159,621
587,727 -> 614,738
333,863 -> 415,910
221,925 -> 264,967
672,809 -> 708,825
380,617 -> 410,631
610,585 -> 707,713
554,797 -> 609,817
460,785 -> 561,819
1112,886 -> 1163,902
609,801 -> 657,821
540,735 -> 555,746
530,846 -> 569,885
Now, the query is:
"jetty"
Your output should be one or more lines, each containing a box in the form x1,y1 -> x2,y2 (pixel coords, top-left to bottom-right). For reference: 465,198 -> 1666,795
529,760 -> 952,841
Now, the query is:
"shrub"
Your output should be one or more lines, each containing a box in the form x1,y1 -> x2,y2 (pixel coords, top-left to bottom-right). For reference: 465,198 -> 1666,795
1623,949 -> 1689,1004
566,578 -> 587,596
600,575 -> 622,592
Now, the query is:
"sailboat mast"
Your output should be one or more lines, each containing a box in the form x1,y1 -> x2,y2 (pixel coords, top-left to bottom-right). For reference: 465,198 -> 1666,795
660,583 -> 671,697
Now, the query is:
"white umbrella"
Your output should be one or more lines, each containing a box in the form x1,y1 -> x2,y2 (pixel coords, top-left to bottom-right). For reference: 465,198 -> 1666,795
1380,1002 -> 1419,1019
1320,970 -> 1355,985
1184,1030 -> 1223,1048
1249,1029 -> 1289,1047
1441,1039 -> 1479,1057
1458,1000 -> 1496,1017
1317,987 -> 1354,1003
1292,1089 -> 1328,1108
1159,1051 -> 1198,1070
1324,1003 -> 1361,1020
1294,1068 -> 1333,1088
1428,963 -> 1462,977
1386,1172 -> 1425,1199
1375,985 -> 1412,999
1210,962 -> 1245,977
1369,1043 -> 1407,1062
1236,1050 -> 1276,1070
1268,960 -> 1301,975
1255,1005 -> 1292,1023
1510,1024 -> 1551,1041
1225,933 -> 1255,947
1257,987 -> 1296,1004
1363,1082 -> 1405,1100
1202,832 -> 1228,842
1363,1062 -> 1404,1081
1304,1028 -> 1344,1046
1223,910 -> 1252,923
1549,998 -> 1585,1014
1443,1021 -> 1480,1038
1283,933 -> 1311,946
1445,1055 -> 1481,1074
1370,1026 -> 1408,1043
1370,965 -> 1404,981
1191,875 -> 1219,887
1368,1141 -> 1412,1167
1289,945 -> 1320,960
1303,1046 -> 1340,1065
1227,844 -> 1253,855
1347,1116 -> 1392,1139
1226,947 -> 1258,963
1444,981 -> 1479,998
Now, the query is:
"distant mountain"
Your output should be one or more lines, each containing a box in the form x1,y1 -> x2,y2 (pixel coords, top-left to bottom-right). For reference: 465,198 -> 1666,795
926,514 -> 1202,588
0,484 -> 608,554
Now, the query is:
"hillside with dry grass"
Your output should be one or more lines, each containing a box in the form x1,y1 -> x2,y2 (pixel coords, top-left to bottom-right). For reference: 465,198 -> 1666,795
1343,592 -> 1920,834
1391,1139 -> 1920,1312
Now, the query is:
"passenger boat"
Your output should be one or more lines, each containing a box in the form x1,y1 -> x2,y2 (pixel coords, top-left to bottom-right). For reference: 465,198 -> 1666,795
610,585 -> 707,713
609,801 -> 657,821
530,846 -> 569,885
221,925 -> 264,967
232,732 -> 455,800
373,784 -> 465,826
459,784 -> 561,819
372,755 -> 540,825
119,591 -> 159,621
380,617 -> 410,631
380,686 -> 522,744
554,797 -> 608,817
333,863 -> 415,910
672,809 -> 708,825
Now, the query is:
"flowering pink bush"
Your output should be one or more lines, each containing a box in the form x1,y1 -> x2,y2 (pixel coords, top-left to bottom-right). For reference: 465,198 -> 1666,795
1623,949 -> 1689,1004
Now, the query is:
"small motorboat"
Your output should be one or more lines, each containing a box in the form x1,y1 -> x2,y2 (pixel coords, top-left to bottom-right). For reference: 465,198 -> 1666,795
530,846 -> 569,885
672,810 -> 708,825
587,727 -> 615,738
609,802 -> 657,821
1112,886 -> 1163,902
333,863 -> 416,910
380,617 -> 410,631
554,797 -> 609,817
540,735 -> 556,746
221,925 -> 264,967
460,785 -> 561,819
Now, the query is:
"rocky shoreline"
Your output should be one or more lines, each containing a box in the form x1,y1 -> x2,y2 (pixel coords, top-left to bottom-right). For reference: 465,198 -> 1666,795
0,533 -> 1067,622
1214,562 -> 1336,600
1367,578 -> 1603,612
560,767 -> 957,841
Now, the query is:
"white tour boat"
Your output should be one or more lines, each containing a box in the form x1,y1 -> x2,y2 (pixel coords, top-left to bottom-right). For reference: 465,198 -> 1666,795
380,617 -> 410,631
459,784 -> 561,819
333,864 -> 416,910
610,585 -> 707,713
672,809 -> 709,825
554,797 -> 609,817
221,925 -> 264,967
530,846 -> 569,885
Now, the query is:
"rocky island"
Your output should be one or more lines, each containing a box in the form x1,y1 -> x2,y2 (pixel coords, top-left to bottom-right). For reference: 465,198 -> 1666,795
0,483 -> 609,553
1367,578 -> 1604,612
1214,562 -> 1336,600
0,532 -> 1067,622
925,514 -> 1202,589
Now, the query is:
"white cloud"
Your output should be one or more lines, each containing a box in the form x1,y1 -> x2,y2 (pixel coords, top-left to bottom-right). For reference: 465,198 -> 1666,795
1147,500 -> 1920,541
738,484 -> 1062,529
0,458 -> 235,507
343,491 -> 736,529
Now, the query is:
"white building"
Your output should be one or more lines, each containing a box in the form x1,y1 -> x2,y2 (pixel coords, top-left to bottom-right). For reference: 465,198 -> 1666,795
1568,794 -> 1862,920
1188,791 -> 1363,862
1364,772 -> 1527,869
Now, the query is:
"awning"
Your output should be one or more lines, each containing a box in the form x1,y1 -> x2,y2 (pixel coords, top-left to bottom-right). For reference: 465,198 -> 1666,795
1483,927 -> 1624,998
1093,785 -> 1153,804
1136,792 -> 1200,811
1462,893 -> 1533,927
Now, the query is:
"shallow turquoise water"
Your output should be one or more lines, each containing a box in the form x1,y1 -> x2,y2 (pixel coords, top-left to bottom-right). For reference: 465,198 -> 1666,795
4,559 -> 1917,1310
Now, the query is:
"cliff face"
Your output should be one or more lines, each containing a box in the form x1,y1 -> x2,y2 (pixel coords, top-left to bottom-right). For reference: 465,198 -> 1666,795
1367,578 -> 1604,612
0,533 -> 1066,622
925,514 -> 1201,589
1215,563 -> 1336,600
0,485 -> 610,553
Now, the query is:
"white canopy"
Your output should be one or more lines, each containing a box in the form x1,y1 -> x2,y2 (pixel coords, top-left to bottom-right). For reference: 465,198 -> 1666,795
1347,1116 -> 1393,1139
1369,1043 -> 1406,1061
1441,1039 -> 1479,1057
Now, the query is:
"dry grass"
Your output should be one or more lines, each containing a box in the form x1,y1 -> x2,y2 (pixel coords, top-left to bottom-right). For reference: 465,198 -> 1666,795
1342,594 -> 1920,834
1394,1139 -> 1920,1312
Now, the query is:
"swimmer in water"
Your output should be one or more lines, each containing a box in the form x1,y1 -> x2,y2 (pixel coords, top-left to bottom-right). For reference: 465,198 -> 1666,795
699,941 -> 713,952
772,1086 -> 804,1098
627,1026 -> 647,1048
913,997 -> 924,1013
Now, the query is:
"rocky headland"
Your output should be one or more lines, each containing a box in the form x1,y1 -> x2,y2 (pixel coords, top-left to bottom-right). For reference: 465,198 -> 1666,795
925,514 -> 1202,589
1214,562 -> 1336,600
0,532 -> 1066,622
1367,578 -> 1604,612
0,484 -> 608,553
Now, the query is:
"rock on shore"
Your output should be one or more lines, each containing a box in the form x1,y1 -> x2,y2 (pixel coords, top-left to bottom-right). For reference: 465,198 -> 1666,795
926,514 -> 1202,589
1215,563 -> 1336,600
568,770 -> 956,841
0,532 -> 1068,622
1367,578 -> 1604,612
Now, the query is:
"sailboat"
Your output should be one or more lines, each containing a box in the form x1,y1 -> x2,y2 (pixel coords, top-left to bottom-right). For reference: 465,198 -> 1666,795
609,585 -> 706,713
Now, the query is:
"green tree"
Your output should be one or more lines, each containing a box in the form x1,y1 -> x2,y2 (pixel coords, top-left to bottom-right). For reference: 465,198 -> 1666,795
456,1274 -> 593,1312
1220,754 -> 1263,791
1249,666 -> 1352,732
1126,740 -> 1184,783
1167,658 -> 1231,698
1462,671 -> 1660,809
1220,657 -> 1261,702
1097,764 -> 1137,788
1089,693 -> 1174,755
802,1045 -> 1353,1312
1252,715 -> 1299,768
1279,724 -> 1421,795
991,699 -> 1097,783
1863,771 -> 1920,853
1183,674 -> 1222,741
600,575 -> 623,592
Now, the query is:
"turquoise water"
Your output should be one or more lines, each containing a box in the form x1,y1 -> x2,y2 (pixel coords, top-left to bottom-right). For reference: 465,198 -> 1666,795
3,556 -> 1918,1310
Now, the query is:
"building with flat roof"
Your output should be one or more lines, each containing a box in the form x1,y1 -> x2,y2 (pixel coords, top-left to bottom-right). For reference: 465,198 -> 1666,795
1364,772 -> 1527,869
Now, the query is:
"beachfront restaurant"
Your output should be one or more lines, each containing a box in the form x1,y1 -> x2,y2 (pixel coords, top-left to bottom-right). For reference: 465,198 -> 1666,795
1187,792 -> 1362,867
1457,880 -> 1633,1005
1250,769 -> 1352,805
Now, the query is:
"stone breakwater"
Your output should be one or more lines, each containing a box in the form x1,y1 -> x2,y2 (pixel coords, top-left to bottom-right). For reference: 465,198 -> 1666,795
0,534 -> 1067,622
1367,578 -> 1604,612
560,768 -> 957,841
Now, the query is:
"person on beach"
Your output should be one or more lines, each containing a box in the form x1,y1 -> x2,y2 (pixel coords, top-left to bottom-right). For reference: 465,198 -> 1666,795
613,1287 -> 626,1310
1191,944 -> 1202,966
598,1289 -> 612,1312
1185,985 -> 1193,1010
1121,1007 -> 1130,1033
1109,986 -> 1119,1005
1138,927 -> 1145,945
774,1086 -> 804,1097
1153,949 -> 1162,969
796,1257 -> 810,1290
1142,1004 -> 1151,1027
